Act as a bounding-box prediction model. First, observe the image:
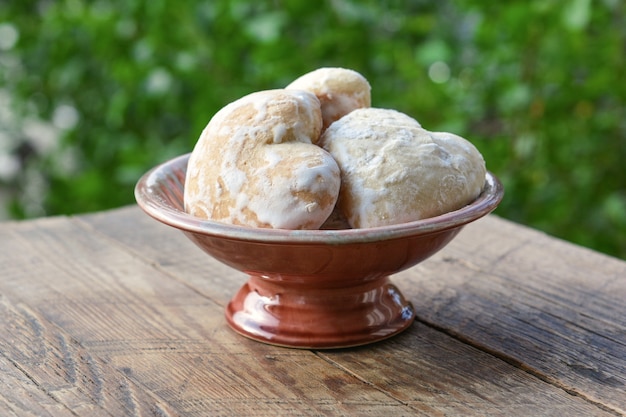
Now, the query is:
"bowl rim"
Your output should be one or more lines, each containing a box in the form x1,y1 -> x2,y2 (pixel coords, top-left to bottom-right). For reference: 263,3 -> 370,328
135,153 -> 504,244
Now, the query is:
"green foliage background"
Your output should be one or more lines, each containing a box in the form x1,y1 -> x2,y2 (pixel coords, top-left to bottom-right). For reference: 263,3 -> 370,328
1,0 -> 625,258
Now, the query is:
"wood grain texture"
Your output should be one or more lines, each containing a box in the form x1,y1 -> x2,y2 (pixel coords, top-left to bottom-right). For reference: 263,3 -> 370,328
0,294 -> 179,417
397,215 -> 626,415
1,206 -> 624,416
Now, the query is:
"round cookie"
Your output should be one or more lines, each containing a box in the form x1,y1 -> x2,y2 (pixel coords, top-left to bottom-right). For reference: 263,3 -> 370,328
286,67 -> 371,131
184,89 -> 341,230
320,107 -> 486,228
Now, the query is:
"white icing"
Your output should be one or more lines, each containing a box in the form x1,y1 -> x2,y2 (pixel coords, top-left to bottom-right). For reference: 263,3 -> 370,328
272,123 -> 287,143
244,147 -> 339,229
221,165 -> 247,197
253,98 -> 268,123
263,147 -> 283,169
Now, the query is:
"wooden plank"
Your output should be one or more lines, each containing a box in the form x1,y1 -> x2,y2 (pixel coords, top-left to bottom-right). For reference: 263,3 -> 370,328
0,347 -> 75,417
77,206 -> 621,415
0,216 -> 418,416
78,206 -> 242,304
319,324 -> 615,416
0,294 -> 179,417
395,215 -> 626,415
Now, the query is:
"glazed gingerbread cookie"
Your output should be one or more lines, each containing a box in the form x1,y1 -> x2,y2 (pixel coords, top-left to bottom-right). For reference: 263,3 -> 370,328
320,107 -> 486,228
286,67 -> 371,131
184,89 -> 341,229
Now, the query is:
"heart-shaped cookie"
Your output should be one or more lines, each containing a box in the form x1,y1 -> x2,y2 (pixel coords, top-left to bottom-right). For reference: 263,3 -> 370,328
184,89 -> 341,229
320,107 -> 486,228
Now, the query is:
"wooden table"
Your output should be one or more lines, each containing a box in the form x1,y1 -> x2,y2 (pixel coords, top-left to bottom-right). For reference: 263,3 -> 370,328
1,206 -> 625,416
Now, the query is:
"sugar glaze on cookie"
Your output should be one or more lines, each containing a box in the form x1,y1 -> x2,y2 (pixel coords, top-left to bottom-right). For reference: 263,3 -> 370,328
320,107 -> 486,228
184,89 -> 341,229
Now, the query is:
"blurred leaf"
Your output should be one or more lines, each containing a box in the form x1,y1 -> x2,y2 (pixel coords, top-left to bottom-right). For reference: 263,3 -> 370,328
415,39 -> 452,66
562,0 -> 591,30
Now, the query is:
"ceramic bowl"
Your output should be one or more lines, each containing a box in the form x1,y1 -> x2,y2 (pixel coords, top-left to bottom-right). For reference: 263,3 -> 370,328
135,153 -> 504,349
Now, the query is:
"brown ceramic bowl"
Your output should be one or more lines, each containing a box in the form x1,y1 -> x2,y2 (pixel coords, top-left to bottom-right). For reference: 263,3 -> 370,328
135,153 -> 504,349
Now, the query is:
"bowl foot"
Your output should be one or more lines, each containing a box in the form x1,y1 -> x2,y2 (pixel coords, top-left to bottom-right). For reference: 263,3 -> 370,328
225,275 -> 415,349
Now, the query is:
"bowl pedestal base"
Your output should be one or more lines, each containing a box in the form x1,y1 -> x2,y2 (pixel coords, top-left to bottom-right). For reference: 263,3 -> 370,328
225,274 -> 415,349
